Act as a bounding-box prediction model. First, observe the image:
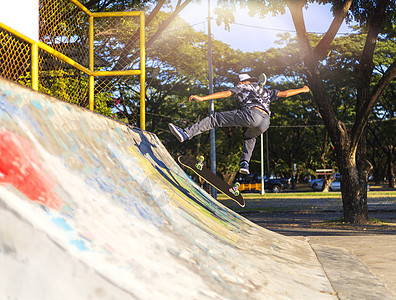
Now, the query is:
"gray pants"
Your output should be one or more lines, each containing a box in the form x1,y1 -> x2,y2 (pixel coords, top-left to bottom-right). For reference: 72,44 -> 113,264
184,107 -> 270,163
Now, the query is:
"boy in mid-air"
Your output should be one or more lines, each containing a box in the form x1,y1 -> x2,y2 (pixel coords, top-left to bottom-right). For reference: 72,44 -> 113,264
169,73 -> 310,175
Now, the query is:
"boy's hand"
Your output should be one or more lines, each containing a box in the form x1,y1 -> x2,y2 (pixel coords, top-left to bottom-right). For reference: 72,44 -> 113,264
189,95 -> 204,102
302,85 -> 310,93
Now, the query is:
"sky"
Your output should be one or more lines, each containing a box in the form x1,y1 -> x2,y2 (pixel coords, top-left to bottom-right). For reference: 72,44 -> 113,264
0,0 -> 39,41
171,1 -> 354,52
0,0 -> 354,52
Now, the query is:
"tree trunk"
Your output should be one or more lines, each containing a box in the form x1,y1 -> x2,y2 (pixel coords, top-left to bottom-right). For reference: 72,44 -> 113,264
222,171 -> 237,186
322,175 -> 334,193
387,145 -> 395,188
337,149 -> 370,223
288,5 -> 370,222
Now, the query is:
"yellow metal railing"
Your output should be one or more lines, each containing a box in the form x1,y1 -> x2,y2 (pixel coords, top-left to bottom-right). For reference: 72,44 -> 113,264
0,0 -> 146,129
0,21 -> 39,89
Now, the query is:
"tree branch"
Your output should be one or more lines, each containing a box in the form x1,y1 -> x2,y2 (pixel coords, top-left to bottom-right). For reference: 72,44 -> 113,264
146,0 -> 167,26
286,0 -> 341,140
110,0 -> 167,71
357,0 -> 390,88
351,0 -> 391,151
313,0 -> 353,60
286,1 -> 312,62
146,0 -> 192,49
111,0 -> 192,71
353,59 -> 396,140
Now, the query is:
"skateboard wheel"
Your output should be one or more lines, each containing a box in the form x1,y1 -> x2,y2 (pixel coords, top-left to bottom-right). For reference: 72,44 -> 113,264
196,156 -> 204,170
232,182 -> 240,196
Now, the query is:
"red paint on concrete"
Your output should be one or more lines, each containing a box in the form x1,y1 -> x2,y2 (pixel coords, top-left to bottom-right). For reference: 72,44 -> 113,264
0,129 -> 62,210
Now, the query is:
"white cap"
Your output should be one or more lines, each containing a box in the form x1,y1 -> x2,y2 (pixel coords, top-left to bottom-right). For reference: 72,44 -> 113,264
238,74 -> 258,82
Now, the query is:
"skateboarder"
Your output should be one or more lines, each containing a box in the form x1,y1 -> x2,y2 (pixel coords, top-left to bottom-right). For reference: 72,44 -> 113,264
169,73 -> 310,175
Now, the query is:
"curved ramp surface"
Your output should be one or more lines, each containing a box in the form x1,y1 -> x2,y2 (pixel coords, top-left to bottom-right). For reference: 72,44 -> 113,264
0,78 -> 336,299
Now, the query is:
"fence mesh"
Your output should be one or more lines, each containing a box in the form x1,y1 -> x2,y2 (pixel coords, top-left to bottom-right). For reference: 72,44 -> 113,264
95,75 -> 140,126
94,15 -> 141,71
0,29 -> 31,87
0,0 -> 143,125
38,0 -> 91,108
40,0 -> 89,68
38,49 -> 90,107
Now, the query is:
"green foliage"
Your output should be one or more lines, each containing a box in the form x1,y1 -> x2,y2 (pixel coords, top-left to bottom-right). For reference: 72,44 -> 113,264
93,93 -> 114,117
39,70 -> 87,104
18,70 -> 114,118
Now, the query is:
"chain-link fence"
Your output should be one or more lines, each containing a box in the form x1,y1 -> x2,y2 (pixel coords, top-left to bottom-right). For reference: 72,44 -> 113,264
92,12 -> 145,127
0,0 -> 145,128
94,15 -> 142,72
0,29 -> 32,87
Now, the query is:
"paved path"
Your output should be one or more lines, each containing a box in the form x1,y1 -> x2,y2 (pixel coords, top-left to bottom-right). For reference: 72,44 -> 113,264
307,235 -> 396,299
221,195 -> 396,299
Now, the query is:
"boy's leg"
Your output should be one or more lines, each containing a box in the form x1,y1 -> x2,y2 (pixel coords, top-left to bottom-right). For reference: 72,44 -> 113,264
240,138 -> 256,163
240,112 -> 270,163
169,123 -> 189,142
184,109 -> 252,139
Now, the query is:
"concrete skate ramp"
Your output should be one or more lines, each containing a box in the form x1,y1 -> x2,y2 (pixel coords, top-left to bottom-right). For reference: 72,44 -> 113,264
0,78 -> 336,299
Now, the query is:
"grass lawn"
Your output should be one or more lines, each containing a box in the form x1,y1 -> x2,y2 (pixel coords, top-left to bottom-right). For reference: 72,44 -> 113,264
218,190 -> 396,200
217,181 -> 396,201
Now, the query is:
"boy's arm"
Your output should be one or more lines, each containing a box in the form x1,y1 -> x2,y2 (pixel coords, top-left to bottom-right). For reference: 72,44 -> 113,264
277,86 -> 310,97
189,90 -> 234,102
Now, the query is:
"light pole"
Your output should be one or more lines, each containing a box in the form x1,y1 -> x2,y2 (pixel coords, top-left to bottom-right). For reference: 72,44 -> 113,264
261,134 -> 265,195
208,0 -> 217,199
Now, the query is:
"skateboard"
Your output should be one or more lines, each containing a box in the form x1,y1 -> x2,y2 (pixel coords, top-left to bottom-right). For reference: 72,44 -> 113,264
178,155 -> 245,207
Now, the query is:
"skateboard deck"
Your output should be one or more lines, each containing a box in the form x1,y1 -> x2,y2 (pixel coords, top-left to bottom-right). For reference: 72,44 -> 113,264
178,155 -> 245,207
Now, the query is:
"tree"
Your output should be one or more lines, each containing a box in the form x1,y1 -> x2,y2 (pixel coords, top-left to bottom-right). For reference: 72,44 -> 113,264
82,0 -> 193,71
288,0 -> 396,223
217,0 -> 396,223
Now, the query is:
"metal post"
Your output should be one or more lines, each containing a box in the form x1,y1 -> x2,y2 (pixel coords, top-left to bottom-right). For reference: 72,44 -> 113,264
266,130 -> 270,174
208,0 -> 217,199
140,12 -> 146,130
88,15 -> 94,111
31,43 -> 38,91
261,133 -> 265,195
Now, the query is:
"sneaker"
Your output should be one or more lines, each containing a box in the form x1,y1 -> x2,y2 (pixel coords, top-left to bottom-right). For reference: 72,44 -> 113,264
240,161 -> 250,174
168,123 -> 189,142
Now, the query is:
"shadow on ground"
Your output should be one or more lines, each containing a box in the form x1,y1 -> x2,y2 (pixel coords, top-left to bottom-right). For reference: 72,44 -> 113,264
240,211 -> 396,236
220,195 -> 396,236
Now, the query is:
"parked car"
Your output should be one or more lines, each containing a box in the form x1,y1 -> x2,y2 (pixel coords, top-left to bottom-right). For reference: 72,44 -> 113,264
312,179 -> 341,191
235,174 -> 290,193
309,173 -> 341,188
312,179 -> 370,191
309,178 -> 323,188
